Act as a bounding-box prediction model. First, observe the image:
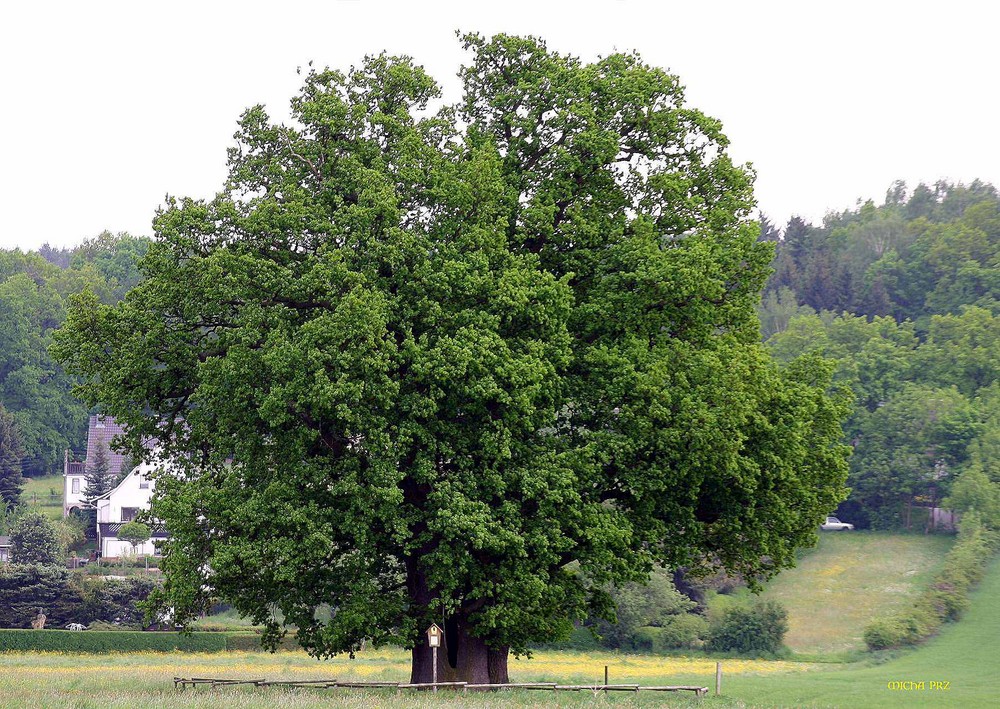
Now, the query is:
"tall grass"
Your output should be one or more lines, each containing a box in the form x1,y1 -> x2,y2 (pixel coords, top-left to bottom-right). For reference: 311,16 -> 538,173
0,648 -> 812,708
757,532 -> 953,654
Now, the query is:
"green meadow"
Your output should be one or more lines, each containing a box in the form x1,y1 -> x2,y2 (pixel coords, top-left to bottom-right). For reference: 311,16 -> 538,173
1,539 -> 995,708
758,531 -> 954,655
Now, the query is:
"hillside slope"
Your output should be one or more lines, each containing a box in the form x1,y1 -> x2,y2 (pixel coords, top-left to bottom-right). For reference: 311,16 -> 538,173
760,532 -> 953,653
729,553 -> 1000,708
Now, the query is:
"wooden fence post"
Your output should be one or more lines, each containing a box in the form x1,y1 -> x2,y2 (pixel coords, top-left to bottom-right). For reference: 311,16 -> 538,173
715,662 -> 722,696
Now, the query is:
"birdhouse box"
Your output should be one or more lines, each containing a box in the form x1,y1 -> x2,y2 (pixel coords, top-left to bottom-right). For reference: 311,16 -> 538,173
426,623 -> 443,648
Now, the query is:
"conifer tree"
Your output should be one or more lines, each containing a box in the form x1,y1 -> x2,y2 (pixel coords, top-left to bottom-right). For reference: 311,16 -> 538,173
0,404 -> 26,512
84,442 -> 113,502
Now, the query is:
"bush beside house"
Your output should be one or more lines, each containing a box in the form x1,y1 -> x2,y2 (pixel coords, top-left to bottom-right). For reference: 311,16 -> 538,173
0,564 -> 157,629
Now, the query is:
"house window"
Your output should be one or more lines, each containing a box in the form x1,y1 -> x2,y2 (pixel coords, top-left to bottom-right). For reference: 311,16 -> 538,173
72,479 -> 80,494
121,508 -> 139,522
138,475 -> 149,490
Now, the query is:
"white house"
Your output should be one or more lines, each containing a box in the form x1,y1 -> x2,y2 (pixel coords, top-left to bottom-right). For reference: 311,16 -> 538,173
63,453 -> 87,516
94,460 -> 167,558
64,415 -> 132,517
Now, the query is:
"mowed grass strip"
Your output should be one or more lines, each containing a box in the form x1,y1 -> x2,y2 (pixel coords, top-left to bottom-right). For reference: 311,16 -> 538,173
759,532 -> 953,654
725,553 -> 1000,708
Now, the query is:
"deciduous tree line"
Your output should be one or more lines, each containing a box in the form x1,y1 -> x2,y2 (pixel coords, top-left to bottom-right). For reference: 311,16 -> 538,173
0,233 -> 148,476
760,182 -> 1000,529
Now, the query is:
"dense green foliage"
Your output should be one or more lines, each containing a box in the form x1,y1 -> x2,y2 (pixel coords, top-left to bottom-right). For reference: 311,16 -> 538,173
53,33 -> 850,683
586,567 -> 698,650
634,613 -> 708,652
761,182 -> 1000,528
764,180 -> 1000,322
117,521 -> 151,553
0,564 -> 83,628
0,233 -> 148,475
0,403 -> 26,510
80,576 -> 157,627
9,510 -> 63,565
0,565 -> 157,629
706,600 -> 789,655
0,629 -> 228,653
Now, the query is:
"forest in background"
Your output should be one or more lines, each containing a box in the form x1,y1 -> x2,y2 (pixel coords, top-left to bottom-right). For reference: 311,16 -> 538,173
2,179 -> 999,529
759,180 -> 1000,528
0,233 -> 148,475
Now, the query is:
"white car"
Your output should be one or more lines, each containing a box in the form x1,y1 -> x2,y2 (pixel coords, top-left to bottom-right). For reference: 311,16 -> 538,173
820,516 -> 854,531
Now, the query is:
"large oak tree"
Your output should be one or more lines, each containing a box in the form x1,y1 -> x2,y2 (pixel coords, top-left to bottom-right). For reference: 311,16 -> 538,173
54,34 -> 849,683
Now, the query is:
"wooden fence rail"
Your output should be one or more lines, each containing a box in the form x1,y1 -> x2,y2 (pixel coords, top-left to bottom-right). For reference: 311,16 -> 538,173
173,676 -> 708,696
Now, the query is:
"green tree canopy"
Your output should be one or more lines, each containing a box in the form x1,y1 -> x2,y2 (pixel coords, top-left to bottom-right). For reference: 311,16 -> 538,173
117,521 -> 151,554
9,510 -> 63,566
54,34 -> 850,684
848,384 -> 979,528
0,403 -> 26,511
764,179 -> 1000,322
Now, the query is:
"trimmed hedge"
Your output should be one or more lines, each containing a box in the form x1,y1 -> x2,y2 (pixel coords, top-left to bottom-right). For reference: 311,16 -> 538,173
0,629 -> 228,653
864,513 -> 999,651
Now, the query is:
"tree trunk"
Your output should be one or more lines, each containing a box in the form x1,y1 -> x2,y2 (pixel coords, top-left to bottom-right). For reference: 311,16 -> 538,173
403,548 -> 509,686
488,645 -> 510,684
408,613 -> 510,686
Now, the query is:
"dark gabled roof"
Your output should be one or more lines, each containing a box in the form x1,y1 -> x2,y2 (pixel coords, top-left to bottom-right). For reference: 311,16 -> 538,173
85,416 -> 157,480
86,416 -> 129,480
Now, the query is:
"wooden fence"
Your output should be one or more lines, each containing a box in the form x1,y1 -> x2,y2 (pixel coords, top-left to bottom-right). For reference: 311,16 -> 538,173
173,676 -> 708,696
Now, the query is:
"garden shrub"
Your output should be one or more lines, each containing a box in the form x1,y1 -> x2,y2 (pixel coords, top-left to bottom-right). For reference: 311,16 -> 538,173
81,577 -> 157,627
924,581 -> 969,621
588,567 -> 698,649
0,564 -> 84,628
8,512 -> 63,565
862,617 -> 908,651
864,601 -> 940,650
706,600 -> 788,655
656,613 -> 708,649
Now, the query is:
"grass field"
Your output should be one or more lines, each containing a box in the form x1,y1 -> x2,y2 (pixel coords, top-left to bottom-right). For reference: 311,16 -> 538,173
0,648 -> 811,708
20,473 -> 65,519
2,536 -> 994,708
758,531 -> 954,654
726,553 -> 1000,708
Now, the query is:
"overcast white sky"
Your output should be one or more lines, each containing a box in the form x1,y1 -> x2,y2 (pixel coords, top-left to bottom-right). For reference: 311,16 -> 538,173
1,0 -> 996,251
